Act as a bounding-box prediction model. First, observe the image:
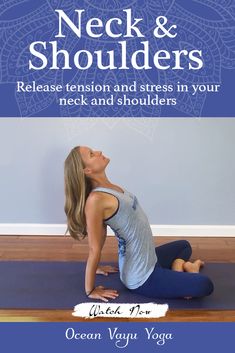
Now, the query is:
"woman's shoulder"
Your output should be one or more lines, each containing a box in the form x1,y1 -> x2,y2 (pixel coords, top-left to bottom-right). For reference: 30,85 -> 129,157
86,190 -> 110,208
86,190 -> 119,222
84,192 -> 105,218
86,190 -> 117,212
86,190 -> 104,204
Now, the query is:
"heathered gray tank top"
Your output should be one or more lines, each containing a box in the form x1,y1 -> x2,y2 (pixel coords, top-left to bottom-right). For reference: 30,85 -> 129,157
93,187 -> 157,289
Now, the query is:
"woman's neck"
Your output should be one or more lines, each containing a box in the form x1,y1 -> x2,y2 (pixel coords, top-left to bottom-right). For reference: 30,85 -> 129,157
90,175 -> 123,193
90,173 -> 112,189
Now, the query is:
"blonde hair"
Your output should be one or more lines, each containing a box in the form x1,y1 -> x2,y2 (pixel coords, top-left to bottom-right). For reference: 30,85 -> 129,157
64,146 -> 92,240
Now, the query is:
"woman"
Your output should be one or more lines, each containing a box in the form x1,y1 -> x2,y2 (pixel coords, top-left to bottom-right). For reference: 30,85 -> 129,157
64,146 -> 214,302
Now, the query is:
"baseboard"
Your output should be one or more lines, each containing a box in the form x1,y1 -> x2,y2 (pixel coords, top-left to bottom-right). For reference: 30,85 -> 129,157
0,224 -> 235,237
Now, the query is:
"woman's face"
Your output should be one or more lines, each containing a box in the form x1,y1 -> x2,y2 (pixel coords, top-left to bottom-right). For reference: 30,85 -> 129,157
79,146 -> 110,174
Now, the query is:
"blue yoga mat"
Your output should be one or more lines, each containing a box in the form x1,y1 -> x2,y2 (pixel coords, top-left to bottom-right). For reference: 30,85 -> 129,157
0,261 -> 234,310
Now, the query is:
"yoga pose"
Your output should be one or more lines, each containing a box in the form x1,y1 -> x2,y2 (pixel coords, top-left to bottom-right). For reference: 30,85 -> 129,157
64,146 -> 214,302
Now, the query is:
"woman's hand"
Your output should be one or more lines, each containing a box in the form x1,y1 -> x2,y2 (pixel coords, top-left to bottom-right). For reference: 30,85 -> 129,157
96,265 -> 119,276
88,286 -> 119,302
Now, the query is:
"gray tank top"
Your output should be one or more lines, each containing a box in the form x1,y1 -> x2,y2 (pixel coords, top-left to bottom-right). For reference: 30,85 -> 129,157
93,187 -> 157,289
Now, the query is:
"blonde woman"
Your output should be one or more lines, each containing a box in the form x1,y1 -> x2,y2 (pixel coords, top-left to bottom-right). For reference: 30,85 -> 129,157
64,146 -> 214,302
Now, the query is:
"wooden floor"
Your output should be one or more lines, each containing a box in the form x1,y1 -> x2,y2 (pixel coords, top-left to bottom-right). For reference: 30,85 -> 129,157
0,235 -> 235,322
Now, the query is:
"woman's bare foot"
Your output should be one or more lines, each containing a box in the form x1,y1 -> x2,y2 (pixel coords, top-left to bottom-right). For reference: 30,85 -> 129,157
171,258 -> 185,272
195,259 -> 205,269
183,259 -> 205,273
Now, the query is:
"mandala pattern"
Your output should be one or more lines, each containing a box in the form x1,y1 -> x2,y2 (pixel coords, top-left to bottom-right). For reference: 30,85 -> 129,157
0,0 -> 234,117
63,118 -> 159,142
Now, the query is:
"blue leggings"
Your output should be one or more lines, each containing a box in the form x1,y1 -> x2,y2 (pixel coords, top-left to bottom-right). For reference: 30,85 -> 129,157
130,240 -> 214,299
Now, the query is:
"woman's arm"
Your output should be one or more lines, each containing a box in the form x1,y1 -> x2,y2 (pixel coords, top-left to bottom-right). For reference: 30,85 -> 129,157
85,193 -> 119,302
96,225 -> 119,275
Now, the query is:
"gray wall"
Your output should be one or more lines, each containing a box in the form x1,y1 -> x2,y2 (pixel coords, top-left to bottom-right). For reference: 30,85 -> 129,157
0,118 -> 235,225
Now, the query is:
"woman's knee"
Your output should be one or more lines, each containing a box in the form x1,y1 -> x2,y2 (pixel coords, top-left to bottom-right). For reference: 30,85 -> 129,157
197,276 -> 214,297
205,277 -> 214,296
177,239 -> 192,258
181,239 -> 191,250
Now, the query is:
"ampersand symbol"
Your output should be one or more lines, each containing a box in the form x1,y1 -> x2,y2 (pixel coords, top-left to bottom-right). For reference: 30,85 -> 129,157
153,16 -> 177,38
